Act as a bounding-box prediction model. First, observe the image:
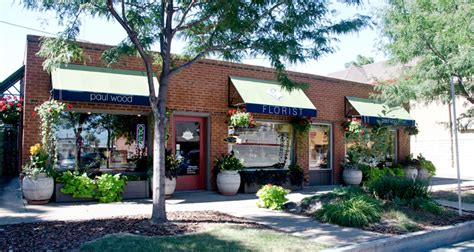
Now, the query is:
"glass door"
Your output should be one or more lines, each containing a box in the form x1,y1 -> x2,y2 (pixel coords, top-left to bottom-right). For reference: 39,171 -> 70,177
174,116 -> 206,190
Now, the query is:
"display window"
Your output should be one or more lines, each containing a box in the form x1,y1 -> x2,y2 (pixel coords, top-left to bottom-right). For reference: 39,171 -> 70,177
55,112 -> 148,172
229,121 -> 293,168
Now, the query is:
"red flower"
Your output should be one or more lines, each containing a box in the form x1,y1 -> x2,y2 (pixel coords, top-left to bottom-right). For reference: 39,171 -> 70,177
6,96 -> 11,100
48,108 -> 53,112
32,111 -> 36,117
0,106 -> 5,111
19,98 -> 24,102
67,103 -> 73,109
8,102 -> 13,106
361,130 -> 365,135
16,103 -> 22,107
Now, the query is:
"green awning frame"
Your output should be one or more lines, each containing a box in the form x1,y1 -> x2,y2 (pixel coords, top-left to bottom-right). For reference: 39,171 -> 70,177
345,96 -> 415,126
228,76 -> 317,117
1,65 -> 24,94
51,64 -> 158,106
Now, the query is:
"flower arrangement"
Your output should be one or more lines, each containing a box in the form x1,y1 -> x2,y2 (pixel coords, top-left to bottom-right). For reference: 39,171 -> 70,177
228,108 -> 255,128
0,96 -> 23,124
23,143 -> 52,177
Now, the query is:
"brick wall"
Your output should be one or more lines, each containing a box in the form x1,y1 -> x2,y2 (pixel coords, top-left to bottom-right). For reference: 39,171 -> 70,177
23,35 -> 410,186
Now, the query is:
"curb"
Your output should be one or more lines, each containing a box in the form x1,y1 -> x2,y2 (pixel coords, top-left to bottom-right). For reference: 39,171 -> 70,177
323,220 -> 474,252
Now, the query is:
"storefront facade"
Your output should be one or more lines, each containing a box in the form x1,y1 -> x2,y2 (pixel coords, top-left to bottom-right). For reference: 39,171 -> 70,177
21,35 -> 411,190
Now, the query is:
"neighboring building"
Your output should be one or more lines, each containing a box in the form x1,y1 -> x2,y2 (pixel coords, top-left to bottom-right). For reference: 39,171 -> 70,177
329,61 -> 474,179
1,35 -> 413,190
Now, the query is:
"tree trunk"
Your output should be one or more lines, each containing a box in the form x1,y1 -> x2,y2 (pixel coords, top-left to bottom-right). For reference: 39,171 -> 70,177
151,76 -> 169,224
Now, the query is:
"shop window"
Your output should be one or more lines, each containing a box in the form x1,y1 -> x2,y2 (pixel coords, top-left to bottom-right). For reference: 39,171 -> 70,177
230,121 -> 292,168
309,124 -> 331,170
56,112 -> 148,172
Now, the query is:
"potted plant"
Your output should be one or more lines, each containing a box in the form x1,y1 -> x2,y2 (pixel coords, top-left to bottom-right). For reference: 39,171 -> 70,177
164,150 -> 180,198
417,154 -> 436,180
342,163 -> 363,186
148,150 -> 180,198
215,153 -> 244,195
22,143 -> 55,204
400,154 -> 419,181
228,109 -> 255,130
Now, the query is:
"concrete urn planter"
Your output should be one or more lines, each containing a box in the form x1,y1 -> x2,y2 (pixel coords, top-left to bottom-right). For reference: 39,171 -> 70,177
165,177 -> 177,198
417,168 -> 430,180
22,173 -> 54,204
343,169 -> 362,186
405,167 -> 419,181
217,171 -> 241,196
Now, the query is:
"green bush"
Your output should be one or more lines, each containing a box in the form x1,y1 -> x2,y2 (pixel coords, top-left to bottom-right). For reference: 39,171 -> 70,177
315,195 -> 382,227
409,197 -> 442,215
368,176 -> 430,201
215,154 -> 244,172
360,165 -> 386,184
95,173 -> 128,203
256,184 -> 289,210
56,171 -> 96,198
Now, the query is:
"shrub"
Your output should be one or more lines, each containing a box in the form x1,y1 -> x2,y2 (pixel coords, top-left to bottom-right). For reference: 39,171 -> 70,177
360,165 -> 386,184
256,184 -> 289,210
418,155 -> 436,177
240,169 -> 289,186
368,176 -> 430,201
95,173 -> 128,203
315,195 -> 382,227
409,197 -> 442,215
56,171 -> 96,198
215,154 -> 244,172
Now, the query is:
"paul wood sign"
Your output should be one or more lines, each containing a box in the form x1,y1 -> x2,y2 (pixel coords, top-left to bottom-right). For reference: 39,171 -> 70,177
52,89 -> 149,106
245,103 -> 317,117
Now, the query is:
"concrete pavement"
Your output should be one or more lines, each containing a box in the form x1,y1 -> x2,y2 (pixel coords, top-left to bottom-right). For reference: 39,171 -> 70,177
0,183 -> 386,248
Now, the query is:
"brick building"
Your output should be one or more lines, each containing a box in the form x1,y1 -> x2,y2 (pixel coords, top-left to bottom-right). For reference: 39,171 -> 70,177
16,35 -> 412,190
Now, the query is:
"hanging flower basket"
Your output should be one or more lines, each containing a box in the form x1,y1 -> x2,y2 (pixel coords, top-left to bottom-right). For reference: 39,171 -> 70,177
227,108 -> 255,129
0,96 -> 23,124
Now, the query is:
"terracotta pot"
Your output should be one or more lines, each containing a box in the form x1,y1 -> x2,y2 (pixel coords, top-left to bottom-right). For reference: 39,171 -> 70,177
417,168 -> 430,180
217,171 -> 241,196
22,173 -> 54,204
165,177 -> 177,198
405,167 -> 418,181
342,169 -> 362,186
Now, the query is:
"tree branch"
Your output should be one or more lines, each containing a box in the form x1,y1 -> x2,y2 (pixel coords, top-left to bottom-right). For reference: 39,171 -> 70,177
172,0 -> 197,35
106,0 -> 157,103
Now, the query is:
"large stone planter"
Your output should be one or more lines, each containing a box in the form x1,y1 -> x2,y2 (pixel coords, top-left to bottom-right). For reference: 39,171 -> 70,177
165,177 -> 177,198
217,171 -> 241,196
123,180 -> 150,199
417,168 -> 430,181
343,169 -> 362,186
405,167 -> 418,181
22,174 -> 54,204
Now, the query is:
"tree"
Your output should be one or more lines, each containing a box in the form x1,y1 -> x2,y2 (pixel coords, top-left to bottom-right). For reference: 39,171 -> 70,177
344,54 -> 374,68
23,0 -> 369,223
375,0 -> 473,115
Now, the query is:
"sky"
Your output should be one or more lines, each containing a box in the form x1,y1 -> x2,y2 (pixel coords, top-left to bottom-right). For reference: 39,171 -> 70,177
0,0 -> 388,80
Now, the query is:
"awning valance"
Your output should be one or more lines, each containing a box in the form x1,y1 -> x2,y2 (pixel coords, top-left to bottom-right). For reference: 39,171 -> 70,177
345,96 -> 415,126
229,76 -> 317,117
51,64 -> 158,106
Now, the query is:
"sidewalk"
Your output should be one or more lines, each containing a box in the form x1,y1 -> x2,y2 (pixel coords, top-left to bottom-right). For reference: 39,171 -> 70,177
0,184 -> 386,248
436,199 -> 474,212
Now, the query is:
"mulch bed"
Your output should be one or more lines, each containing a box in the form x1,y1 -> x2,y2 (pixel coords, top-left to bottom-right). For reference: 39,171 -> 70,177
0,211 -> 263,251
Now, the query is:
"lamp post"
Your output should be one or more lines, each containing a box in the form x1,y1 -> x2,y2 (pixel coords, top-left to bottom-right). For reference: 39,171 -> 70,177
449,76 -> 462,216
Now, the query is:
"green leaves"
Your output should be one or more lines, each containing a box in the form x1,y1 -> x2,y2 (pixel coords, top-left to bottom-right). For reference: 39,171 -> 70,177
36,37 -> 84,73
56,171 -> 128,203
377,0 -> 474,106
215,154 -> 244,172
256,184 -> 289,210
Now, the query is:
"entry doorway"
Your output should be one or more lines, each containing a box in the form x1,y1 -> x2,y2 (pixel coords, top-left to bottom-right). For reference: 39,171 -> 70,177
308,123 -> 333,185
173,116 -> 206,190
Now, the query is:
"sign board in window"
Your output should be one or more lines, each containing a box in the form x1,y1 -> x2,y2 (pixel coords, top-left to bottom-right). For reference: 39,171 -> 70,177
136,124 -> 146,150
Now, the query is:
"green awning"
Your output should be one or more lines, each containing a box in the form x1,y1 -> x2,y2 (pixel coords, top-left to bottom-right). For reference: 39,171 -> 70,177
52,64 -> 158,105
345,96 -> 415,126
229,76 -> 317,117
1,65 -> 24,94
